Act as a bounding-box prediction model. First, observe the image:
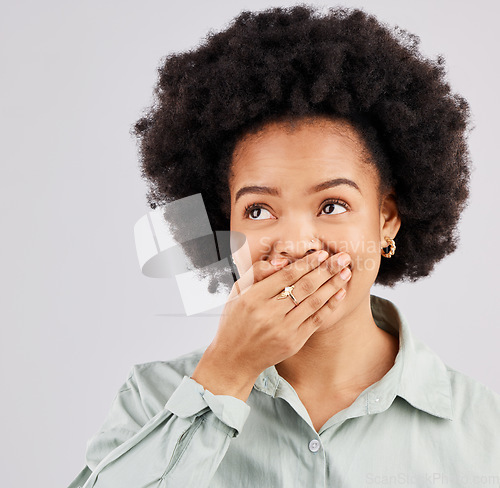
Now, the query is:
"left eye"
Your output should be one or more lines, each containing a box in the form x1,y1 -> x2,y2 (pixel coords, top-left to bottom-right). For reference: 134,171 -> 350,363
321,201 -> 348,215
246,206 -> 273,220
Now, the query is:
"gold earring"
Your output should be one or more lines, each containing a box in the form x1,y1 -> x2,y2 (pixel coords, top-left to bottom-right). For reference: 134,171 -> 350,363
381,236 -> 396,258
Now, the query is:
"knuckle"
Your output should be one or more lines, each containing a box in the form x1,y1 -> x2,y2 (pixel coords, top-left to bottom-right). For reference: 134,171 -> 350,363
280,266 -> 295,283
325,258 -> 339,275
253,310 -> 266,326
300,278 -> 315,296
272,333 -> 289,354
281,340 -> 296,357
307,294 -> 323,310
310,312 -> 323,328
278,345 -> 291,359
304,256 -> 317,272
277,325 -> 291,341
240,294 -> 256,313
307,311 -> 323,328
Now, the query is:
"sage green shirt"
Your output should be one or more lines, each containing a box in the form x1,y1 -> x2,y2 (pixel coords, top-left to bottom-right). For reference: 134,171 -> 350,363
68,295 -> 500,487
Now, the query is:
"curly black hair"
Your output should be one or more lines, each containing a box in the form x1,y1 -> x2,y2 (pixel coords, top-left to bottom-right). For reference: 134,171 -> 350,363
132,4 -> 472,290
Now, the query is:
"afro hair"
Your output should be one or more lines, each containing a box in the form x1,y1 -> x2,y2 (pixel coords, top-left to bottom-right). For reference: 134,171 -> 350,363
132,4 -> 472,290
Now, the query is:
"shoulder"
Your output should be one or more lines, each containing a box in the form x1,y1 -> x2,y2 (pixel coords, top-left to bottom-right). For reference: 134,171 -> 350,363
445,365 -> 500,423
124,347 -> 207,418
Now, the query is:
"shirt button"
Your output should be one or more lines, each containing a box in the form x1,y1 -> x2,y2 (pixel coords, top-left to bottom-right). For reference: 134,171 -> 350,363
309,439 -> 321,453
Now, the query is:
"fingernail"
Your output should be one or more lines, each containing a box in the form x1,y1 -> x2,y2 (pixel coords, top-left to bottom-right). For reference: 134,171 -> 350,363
317,250 -> 329,261
271,258 -> 288,266
340,267 -> 351,280
338,253 -> 351,267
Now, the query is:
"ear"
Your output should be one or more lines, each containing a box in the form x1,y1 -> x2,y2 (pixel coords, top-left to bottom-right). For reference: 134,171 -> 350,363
379,190 -> 401,247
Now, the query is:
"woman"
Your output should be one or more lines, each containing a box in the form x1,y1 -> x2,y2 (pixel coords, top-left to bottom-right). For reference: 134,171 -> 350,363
69,5 -> 500,487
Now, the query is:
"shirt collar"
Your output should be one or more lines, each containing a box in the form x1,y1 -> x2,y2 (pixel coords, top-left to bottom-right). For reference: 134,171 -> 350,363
254,294 -> 454,421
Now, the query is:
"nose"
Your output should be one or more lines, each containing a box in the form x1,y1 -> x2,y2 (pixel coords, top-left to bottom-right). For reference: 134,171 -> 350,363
272,230 -> 323,263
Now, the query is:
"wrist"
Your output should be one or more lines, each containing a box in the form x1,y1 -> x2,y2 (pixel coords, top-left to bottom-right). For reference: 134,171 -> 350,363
191,346 -> 259,402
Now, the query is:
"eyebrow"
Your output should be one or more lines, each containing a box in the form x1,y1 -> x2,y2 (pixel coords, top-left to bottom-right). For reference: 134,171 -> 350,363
234,178 -> 361,203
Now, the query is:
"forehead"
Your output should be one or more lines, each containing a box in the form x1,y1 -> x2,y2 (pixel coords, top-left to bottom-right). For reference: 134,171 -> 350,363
229,117 -> 379,193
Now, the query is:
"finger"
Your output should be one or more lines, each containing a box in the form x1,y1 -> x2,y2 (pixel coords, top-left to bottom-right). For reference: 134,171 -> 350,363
256,250 -> 331,298
296,287 -> 347,342
284,263 -> 351,325
280,252 -> 351,306
233,258 -> 289,296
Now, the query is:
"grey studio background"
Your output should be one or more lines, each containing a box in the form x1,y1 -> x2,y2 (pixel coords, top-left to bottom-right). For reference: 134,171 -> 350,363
1,1 -> 499,487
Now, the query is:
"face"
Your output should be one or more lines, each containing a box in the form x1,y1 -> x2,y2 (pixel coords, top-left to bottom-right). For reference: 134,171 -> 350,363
228,116 -> 400,322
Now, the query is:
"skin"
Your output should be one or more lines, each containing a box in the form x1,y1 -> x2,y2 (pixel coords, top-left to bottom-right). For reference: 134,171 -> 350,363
192,116 -> 401,431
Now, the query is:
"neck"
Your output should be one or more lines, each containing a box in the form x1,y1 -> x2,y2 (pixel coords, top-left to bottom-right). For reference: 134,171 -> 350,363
275,293 -> 399,396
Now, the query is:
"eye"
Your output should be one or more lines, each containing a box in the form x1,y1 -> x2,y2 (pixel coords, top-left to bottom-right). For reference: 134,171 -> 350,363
244,204 -> 274,220
320,199 -> 349,215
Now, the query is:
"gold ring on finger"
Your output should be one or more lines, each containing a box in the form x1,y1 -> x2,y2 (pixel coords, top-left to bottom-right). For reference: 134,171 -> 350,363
276,285 -> 299,307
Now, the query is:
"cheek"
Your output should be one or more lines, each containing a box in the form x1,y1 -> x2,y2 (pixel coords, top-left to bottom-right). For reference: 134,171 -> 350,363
246,234 -> 272,263
334,229 -> 381,277
353,247 -> 381,276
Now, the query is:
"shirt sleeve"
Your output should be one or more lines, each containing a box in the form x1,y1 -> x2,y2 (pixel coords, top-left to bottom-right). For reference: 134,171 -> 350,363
66,367 -> 251,488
